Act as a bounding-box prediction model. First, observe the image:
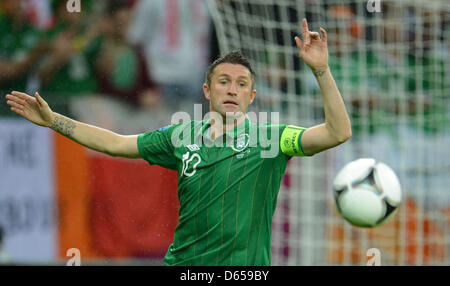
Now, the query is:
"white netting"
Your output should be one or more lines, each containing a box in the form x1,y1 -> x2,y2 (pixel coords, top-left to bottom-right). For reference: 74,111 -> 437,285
207,0 -> 450,265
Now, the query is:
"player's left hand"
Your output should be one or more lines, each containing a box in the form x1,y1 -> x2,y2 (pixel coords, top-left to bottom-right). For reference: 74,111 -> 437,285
295,18 -> 329,71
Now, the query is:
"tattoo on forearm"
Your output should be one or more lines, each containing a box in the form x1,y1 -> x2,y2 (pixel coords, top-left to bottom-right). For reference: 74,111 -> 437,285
313,70 -> 326,78
51,116 -> 76,136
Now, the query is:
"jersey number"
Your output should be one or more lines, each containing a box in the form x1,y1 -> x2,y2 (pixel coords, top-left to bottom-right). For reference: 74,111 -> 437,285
182,151 -> 201,177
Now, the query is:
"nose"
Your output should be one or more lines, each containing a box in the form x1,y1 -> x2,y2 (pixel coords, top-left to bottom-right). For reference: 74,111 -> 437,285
227,82 -> 238,96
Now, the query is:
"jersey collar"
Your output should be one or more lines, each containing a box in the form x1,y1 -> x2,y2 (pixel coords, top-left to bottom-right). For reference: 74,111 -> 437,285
200,115 -> 251,142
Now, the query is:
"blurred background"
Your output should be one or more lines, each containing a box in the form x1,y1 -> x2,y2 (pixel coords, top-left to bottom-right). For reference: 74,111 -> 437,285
0,0 -> 449,265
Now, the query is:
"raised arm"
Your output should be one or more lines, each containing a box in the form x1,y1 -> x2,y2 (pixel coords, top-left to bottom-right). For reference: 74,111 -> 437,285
5,91 -> 140,158
294,18 -> 352,155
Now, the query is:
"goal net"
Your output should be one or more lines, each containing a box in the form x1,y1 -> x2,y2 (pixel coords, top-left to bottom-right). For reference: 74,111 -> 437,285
207,0 -> 450,265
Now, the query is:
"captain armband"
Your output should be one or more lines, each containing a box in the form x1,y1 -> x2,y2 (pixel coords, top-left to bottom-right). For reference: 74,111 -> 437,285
280,125 -> 310,157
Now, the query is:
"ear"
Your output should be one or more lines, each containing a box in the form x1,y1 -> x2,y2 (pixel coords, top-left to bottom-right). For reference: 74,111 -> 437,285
249,89 -> 256,105
203,83 -> 211,101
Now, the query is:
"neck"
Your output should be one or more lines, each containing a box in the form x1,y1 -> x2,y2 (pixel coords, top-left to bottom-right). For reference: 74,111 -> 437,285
210,113 -> 246,140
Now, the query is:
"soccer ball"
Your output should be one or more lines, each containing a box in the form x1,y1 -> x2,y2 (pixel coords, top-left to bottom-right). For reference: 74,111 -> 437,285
333,158 -> 402,228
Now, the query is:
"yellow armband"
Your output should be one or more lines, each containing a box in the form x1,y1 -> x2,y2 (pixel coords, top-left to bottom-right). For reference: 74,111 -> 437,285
280,125 -> 309,157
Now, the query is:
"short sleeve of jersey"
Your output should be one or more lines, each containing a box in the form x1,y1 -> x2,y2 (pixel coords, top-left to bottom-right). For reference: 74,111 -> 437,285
137,124 -> 179,170
280,124 -> 311,157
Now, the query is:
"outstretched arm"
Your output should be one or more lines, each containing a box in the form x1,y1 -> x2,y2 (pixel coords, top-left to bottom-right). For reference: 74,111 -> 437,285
5,91 -> 140,158
294,18 -> 352,155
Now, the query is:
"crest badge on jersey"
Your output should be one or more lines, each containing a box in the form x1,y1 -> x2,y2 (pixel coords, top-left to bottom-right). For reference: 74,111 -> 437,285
231,133 -> 250,152
156,125 -> 172,132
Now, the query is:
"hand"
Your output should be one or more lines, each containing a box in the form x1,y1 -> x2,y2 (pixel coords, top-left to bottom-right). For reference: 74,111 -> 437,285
295,18 -> 329,72
5,91 -> 54,127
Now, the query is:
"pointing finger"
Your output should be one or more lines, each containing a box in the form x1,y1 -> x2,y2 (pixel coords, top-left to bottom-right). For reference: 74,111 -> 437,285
302,18 -> 310,45
302,18 -> 309,33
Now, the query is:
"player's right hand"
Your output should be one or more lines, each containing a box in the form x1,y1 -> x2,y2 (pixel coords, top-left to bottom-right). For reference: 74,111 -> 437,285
5,91 -> 54,128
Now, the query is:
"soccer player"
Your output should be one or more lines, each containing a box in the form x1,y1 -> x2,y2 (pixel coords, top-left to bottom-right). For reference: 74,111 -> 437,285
5,19 -> 351,265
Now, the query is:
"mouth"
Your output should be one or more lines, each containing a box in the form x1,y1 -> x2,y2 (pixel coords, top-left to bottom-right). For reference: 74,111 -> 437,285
223,100 -> 239,106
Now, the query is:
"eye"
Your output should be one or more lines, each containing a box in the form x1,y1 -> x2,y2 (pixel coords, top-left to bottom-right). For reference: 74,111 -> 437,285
239,82 -> 247,87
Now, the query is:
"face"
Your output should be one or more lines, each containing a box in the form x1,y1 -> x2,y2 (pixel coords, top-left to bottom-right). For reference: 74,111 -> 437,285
203,63 -> 256,121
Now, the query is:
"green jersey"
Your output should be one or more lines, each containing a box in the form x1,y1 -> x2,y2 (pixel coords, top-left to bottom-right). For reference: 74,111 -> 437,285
137,117 -> 308,266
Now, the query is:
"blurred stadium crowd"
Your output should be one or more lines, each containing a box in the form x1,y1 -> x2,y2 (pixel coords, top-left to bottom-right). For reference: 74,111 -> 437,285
0,0 -> 218,133
1,0 -> 448,135
320,3 -> 449,136
247,2 -> 449,136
